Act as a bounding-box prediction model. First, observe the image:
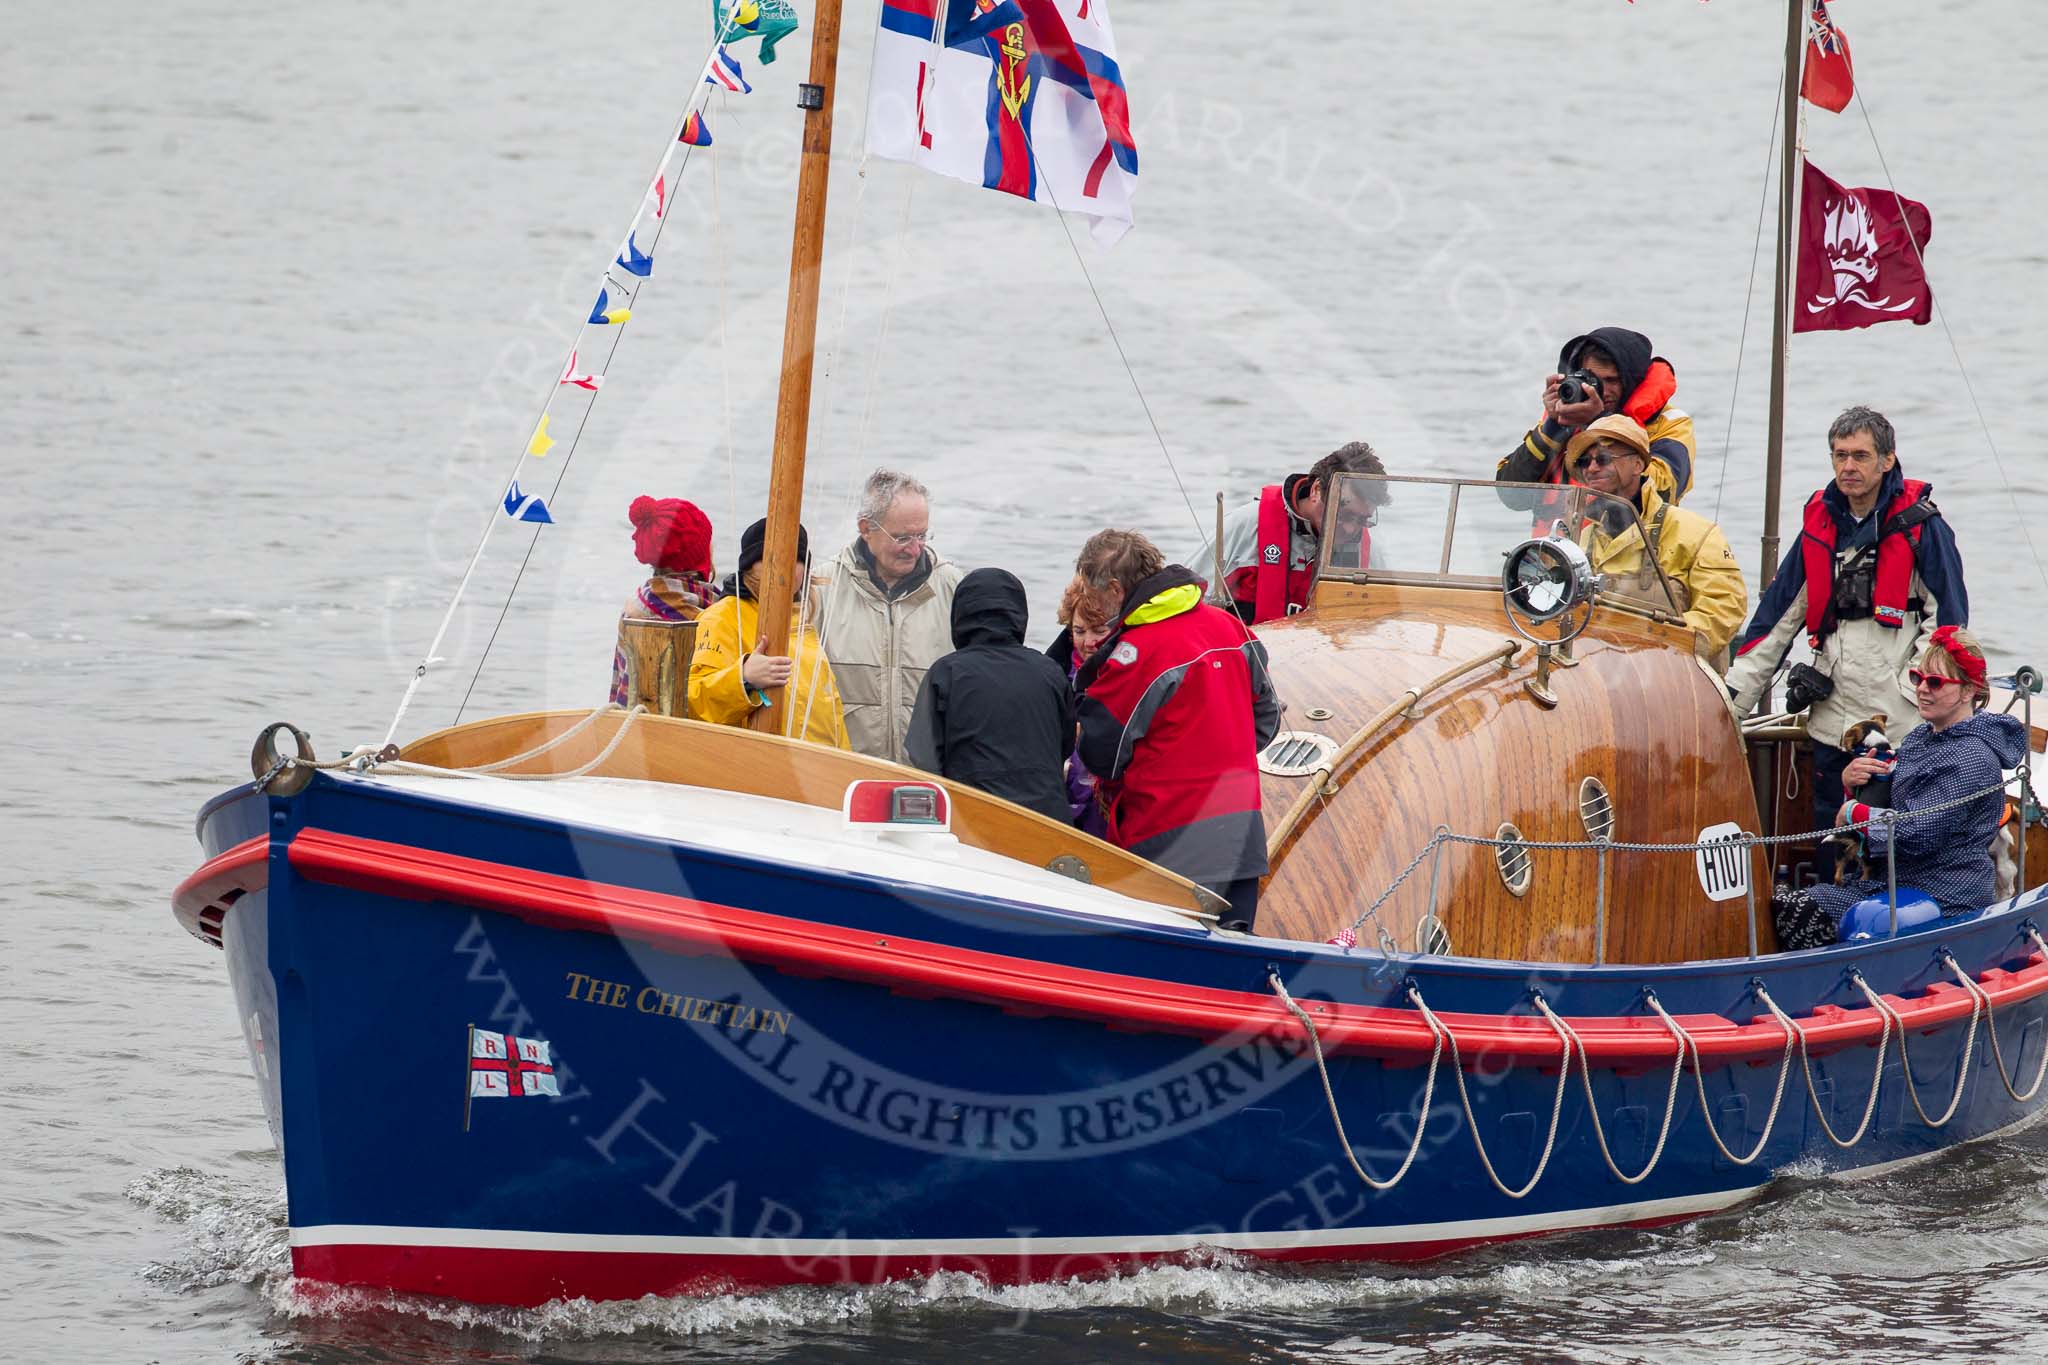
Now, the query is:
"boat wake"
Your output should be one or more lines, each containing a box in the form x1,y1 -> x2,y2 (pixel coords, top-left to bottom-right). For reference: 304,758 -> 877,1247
125,1166 -> 1725,1341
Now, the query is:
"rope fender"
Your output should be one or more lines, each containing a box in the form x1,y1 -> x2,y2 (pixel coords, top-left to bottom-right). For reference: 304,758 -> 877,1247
1273,937 -> 2048,1196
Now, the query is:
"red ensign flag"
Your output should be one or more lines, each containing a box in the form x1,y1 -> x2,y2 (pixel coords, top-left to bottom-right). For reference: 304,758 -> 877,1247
1801,0 -> 1855,113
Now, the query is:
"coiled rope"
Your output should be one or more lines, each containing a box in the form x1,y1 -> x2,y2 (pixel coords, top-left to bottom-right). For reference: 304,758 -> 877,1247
261,704 -> 648,789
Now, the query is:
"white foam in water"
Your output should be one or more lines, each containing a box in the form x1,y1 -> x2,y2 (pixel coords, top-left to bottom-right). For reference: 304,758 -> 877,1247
127,1165 -> 1729,1342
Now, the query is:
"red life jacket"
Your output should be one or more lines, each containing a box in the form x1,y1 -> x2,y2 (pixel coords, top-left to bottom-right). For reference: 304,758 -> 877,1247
1251,484 -> 1314,623
1799,479 -> 1936,646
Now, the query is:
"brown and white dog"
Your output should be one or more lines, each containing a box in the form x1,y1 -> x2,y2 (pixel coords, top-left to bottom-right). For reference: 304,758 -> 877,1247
1820,714 -> 1894,885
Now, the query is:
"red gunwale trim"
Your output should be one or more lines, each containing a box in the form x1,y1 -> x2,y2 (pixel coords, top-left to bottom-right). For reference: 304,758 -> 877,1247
286,828 -> 2048,1069
173,835 -> 270,948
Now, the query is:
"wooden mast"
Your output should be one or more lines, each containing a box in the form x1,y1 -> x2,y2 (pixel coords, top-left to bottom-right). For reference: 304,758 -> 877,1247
750,0 -> 846,730
1760,0 -> 1805,593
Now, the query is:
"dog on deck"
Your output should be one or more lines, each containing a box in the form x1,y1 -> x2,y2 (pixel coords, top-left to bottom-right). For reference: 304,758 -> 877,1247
1819,714 -> 1895,885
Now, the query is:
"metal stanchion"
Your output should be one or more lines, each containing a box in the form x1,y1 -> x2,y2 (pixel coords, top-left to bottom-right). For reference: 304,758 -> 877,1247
1743,834 -> 1759,958
1594,837 -> 1610,965
1884,810 -> 1901,937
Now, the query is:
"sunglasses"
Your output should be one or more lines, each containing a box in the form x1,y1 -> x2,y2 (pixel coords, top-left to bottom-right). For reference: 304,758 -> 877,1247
1908,669 -> 1960,691
1578,450 -> 1637,471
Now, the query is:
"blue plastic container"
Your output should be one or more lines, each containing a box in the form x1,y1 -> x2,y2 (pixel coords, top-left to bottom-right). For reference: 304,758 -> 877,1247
1837,889 -> 1943,942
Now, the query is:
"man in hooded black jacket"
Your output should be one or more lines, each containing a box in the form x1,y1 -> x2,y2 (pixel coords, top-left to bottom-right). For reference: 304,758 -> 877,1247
1496,325 -> 1697,510
905,568 -> 1075,822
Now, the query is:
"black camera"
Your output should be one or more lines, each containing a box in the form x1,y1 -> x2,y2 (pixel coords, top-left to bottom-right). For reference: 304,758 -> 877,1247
1557,368 -> 1604,407
1783,662 -> 1835,714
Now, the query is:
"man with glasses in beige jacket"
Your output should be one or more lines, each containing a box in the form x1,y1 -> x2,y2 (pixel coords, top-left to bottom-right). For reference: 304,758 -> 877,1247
817,469 -> 965,762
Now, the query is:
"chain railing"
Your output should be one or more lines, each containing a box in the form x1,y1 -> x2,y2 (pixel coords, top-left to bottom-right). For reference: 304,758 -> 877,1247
1346,774 -> 2027,962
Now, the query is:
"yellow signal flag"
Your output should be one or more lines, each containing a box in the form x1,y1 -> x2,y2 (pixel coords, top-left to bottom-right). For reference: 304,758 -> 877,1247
526,414 -> 556,458
599,307 -> 632,324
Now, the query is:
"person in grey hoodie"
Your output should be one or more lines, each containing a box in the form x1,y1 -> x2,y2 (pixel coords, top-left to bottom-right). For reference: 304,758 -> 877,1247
1774,627 -> 2026,949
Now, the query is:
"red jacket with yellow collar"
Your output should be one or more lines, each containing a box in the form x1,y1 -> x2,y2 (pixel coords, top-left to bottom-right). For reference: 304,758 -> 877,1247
1074,566 -> 1281,886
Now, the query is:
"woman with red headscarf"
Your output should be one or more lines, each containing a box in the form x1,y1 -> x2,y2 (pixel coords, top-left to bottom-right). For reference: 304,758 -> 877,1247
1773,627 -> 2027,949
609,496 -> 720,707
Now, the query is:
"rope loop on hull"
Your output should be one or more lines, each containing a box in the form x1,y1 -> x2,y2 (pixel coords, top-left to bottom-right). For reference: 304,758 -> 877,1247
1762,977 -> 1891,1149
1647,989 -> 1797,1167
1852,968 -> 1981,1128
1535,993 -> 1686,1185
1268,973 -> 1445,1192
1956,928 -> 2048,1103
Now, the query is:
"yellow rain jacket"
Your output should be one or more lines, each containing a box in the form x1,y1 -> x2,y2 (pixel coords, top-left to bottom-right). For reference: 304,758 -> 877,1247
688,592 -> 851,749
1577,480 -> 1749,664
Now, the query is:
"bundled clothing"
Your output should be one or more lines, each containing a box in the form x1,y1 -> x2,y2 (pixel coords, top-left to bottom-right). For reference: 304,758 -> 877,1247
905,569 -> 1075,822
1573,467 -> 1748,661
608,573 -> 720,706
1497,327 -> 1697,509
1726,462 -> 1967,749
1075,566 -> 1281,923
1045,626 -> 1109,838
817,541 -> 963,763
1775,710 -> 2025,948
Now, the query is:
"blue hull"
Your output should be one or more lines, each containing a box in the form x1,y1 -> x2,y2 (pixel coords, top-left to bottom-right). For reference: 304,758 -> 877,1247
183,773 -> 2048,1305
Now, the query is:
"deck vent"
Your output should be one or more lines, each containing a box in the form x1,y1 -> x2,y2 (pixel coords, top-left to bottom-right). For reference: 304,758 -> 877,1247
1257,730 -> 1338,778
1577,777 -> 1615,843
1415,913 -> 1452,956
1495,823 -> 1533,897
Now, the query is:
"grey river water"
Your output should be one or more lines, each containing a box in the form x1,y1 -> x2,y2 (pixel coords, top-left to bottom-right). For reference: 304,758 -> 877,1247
7,0 -> 2048,1359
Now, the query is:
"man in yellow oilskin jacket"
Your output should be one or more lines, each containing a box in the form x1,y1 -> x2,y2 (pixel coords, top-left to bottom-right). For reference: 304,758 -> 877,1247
1565,415 -> 1748,665
689,518 -> 851,748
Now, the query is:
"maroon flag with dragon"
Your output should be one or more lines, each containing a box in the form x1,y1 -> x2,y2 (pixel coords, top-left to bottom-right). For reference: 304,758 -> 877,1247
1794,160 -> 1933,333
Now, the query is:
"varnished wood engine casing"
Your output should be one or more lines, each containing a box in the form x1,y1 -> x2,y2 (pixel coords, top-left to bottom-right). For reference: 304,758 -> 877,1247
1257,583 -> 1775,964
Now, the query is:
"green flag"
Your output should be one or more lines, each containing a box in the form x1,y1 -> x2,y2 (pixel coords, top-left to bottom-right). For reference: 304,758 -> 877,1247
716,0 -> 800,64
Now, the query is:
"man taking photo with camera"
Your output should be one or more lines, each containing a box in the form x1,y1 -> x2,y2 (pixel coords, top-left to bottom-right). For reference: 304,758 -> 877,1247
1496,326 -> 1697,507
1725,406 -> 1969,874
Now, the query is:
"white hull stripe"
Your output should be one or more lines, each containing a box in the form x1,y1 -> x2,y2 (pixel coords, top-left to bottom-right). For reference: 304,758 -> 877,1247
291,1186 -> 1763,1258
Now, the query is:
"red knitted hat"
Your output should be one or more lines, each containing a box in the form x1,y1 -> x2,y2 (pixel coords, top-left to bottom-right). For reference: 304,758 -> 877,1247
628,496 -> 713,577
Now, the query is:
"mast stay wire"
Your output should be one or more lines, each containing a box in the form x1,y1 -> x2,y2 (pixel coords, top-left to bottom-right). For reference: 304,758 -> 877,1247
1852,86 -> 2048,598
395,11 -> 747,740
456,123 -> 715,727
794,174 -> 921,745
1711,66 -> 1785,528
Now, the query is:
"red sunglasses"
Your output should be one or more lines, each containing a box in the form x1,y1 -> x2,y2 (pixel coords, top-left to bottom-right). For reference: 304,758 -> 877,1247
1908,669 -> 1959,691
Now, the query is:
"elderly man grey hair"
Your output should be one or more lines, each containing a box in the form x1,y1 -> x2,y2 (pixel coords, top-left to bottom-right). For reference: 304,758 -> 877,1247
858,469 -> 931,529
818,466 -> 963,762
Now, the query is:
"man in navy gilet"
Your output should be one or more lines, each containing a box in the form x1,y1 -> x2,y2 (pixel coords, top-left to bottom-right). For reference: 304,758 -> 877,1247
1725,406 -> 1969,871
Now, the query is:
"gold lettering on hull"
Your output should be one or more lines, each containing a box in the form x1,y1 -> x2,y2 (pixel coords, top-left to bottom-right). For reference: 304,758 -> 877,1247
568,972 -> 794,1035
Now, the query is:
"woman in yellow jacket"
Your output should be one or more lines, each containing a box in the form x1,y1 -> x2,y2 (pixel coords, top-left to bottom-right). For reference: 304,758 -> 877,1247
689,518 -> 851,748
1566,414 -> 1749,665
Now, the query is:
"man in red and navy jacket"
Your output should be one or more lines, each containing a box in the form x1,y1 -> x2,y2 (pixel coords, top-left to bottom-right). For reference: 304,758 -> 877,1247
1725,407 -> 1968,868
1190,442 -> 1385,624
1074,542 -> 1281,932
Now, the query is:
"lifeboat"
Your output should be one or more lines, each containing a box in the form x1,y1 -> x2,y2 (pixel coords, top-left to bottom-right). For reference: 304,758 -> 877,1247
171,472 -> 2048,1307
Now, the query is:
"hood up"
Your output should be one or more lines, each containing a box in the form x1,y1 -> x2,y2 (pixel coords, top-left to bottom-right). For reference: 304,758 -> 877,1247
950,567 -> 1029,648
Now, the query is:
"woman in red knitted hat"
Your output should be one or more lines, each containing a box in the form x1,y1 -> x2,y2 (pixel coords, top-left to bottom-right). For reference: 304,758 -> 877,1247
608,496 -> 721,708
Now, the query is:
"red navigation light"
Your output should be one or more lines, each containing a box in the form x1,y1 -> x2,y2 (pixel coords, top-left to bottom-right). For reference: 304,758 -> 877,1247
842,779 -> 951,831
